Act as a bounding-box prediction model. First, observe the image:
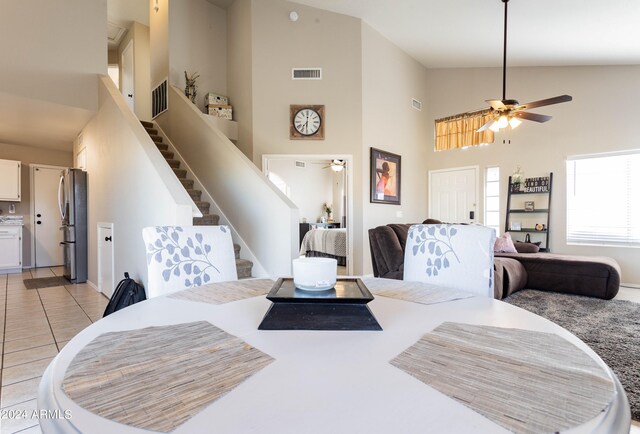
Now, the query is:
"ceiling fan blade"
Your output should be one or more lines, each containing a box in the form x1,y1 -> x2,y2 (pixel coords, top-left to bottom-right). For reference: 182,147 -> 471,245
513,111 -> 552,123
477,118 -> 495,132
516,95 -> 572,110
486,100 -> 506,110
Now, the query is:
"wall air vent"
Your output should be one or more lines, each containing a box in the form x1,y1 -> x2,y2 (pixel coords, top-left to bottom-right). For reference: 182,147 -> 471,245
292,68 -> 322,80
412,98 -> 423,111
152,79 -> 168,119
295,161 -> 306,168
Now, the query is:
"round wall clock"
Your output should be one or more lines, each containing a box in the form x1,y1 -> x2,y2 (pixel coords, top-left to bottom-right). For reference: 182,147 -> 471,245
290,105 -> 325,140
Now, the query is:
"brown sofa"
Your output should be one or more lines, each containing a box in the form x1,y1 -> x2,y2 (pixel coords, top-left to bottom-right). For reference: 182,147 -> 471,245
368,223 -> 621,300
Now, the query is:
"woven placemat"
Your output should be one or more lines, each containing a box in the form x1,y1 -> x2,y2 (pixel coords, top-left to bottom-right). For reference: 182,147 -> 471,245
391,322 -> 615,434
169,279 -> 274,305
63,321 -> 274,433
362,277 -> 474,305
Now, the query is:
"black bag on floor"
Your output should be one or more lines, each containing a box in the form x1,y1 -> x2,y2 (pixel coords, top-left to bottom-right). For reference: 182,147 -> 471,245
103,272 -> 147,317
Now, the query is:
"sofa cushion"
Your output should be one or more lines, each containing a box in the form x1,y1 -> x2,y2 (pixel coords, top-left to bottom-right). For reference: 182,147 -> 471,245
494,257 -> 528,298
514,241 -> 540,254
494,253 -> 620,300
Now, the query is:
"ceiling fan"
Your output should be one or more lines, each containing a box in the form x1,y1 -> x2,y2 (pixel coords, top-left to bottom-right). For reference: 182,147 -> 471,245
473,0 -> 572,133
310,159 -> 346,171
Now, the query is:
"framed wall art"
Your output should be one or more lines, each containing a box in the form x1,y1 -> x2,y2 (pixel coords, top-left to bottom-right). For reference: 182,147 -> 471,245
370,148 -> 401,205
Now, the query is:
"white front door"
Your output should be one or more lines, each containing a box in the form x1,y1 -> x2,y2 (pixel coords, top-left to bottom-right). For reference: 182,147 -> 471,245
32,165 -> 65,267
98,224 -> 115,297
429,166 -> 479,224
121,40 -> 134,112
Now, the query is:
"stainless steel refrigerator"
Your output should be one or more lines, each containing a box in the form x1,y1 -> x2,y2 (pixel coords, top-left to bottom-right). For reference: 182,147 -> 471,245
57,168 -> 87,283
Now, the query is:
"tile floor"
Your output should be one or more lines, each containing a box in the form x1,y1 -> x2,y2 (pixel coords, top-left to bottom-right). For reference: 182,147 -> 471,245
0,267 -> 109,434
0,269 -> 638,433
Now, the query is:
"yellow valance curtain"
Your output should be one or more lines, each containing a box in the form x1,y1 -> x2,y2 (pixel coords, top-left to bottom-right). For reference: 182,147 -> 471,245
434,110 -> 495,151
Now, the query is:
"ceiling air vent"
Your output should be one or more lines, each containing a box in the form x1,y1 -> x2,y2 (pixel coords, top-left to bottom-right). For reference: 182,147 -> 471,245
295,161 -> 306,168
107,22 -> 127,48
412,98 -> 423,111
292,68 -> 322,80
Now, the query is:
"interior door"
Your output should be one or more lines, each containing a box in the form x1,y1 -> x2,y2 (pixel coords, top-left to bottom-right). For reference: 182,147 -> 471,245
33,166 -> 65,267
429,167 -> 478,224
121,40 -> 135,112
98,224 -> 114,297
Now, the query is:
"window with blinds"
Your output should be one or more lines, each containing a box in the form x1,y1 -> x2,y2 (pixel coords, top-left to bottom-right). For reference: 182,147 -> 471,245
566,151 -> 640,246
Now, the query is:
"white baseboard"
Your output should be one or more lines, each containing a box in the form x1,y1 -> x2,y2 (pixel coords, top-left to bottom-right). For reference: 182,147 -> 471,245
621,283 -> 640,289
86,280 -> 100,292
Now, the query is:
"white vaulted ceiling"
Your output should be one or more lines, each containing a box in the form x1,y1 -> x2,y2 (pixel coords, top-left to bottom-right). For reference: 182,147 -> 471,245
291,0 -> 640,68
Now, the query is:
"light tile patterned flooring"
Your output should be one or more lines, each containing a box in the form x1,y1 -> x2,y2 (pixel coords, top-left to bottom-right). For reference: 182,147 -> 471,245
0,267 -> 109,434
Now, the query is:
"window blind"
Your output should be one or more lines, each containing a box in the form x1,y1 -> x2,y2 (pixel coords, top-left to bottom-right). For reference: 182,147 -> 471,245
566,151 -> 640,246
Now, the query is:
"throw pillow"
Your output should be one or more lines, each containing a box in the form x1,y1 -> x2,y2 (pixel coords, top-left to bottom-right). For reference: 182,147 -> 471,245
514,241 -> 540,254
494,232 -> 518,253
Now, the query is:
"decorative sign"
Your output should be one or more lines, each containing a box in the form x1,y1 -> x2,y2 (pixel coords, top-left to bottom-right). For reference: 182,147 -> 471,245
524,201 -> 535,212
524,177 -> 550,193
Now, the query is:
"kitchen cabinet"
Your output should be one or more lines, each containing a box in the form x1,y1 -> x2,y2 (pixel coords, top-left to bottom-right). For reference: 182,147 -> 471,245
0,159 -> 21,201
0,225 -> 22,273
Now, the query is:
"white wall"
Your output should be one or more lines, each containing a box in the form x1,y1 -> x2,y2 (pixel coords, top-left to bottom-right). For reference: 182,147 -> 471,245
158,85 -> 298,278
81,77 -> 193,291
360,23 -> 431,275
425,65 -> 640,285
118,22 -> 152,121
169,0 -> 227,112
0,0 -> 105,111
268,159 -> 333,223
150,0 -> 169,88
250,0 -> 364,271
227,0 -> 253,157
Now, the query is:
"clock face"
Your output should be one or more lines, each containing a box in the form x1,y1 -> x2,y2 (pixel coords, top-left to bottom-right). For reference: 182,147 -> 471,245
293,108 -> 321,136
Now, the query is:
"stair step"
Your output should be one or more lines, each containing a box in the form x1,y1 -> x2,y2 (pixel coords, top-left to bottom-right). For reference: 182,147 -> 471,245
156,143 -> 169,151
187,189 -> 202,201
194,201 -> 210,214
236,259 -> 253,279
150,135 -> 163,143
234,243 -> 240,259
193,214 -> 220,226
140,120 -> 154,128
145,128 -> 158,135
173,168 -> 187,178
166,159 -> 181,169
180,179 -> 194,189
160,150 -> 174,159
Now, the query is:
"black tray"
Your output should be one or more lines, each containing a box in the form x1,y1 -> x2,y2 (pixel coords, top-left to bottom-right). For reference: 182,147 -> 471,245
258,278 -> 382,331
266,278 -> 374,304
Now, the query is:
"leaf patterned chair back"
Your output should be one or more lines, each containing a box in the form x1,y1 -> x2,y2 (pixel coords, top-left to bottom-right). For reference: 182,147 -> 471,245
142,226 -> 238,298
403,224 -> 496,298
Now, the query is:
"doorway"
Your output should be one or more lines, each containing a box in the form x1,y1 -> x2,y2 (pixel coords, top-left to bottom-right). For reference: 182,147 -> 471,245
428,166 -> 479,224
30,164 -> 67,267
98,223 -> 115,297
121,40 -> 134,112
262,154 -> 353,276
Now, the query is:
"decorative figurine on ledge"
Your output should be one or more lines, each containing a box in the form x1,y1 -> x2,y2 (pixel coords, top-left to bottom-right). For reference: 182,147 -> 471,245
184,71 -> 200,104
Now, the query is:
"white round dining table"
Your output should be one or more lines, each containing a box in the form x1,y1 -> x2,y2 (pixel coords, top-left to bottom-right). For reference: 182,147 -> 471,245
38,279 -> 630,434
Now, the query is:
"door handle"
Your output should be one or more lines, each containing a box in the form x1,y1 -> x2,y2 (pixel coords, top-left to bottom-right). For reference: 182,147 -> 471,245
127,94 -> 133,98
105,236 -> 112,242
37,221 -> 42,225
37,213 -> 41,218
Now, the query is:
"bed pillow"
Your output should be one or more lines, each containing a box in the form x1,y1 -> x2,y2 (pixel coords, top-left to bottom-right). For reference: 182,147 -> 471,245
494,232 -> 518,253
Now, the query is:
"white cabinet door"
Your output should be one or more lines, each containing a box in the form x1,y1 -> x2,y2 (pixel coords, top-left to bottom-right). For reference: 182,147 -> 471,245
0,159 -> 21,201
0,226 -> 22,270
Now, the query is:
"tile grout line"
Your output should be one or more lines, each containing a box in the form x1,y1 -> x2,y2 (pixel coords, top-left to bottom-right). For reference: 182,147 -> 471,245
62,284 -> 98,327
35,269 -> 64,354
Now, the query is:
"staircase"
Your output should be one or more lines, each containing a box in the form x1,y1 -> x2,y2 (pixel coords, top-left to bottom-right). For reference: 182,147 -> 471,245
141,120 -> 253,279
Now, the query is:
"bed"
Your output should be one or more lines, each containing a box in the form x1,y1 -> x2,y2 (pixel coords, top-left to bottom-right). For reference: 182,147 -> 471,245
300,228 -> 347,266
